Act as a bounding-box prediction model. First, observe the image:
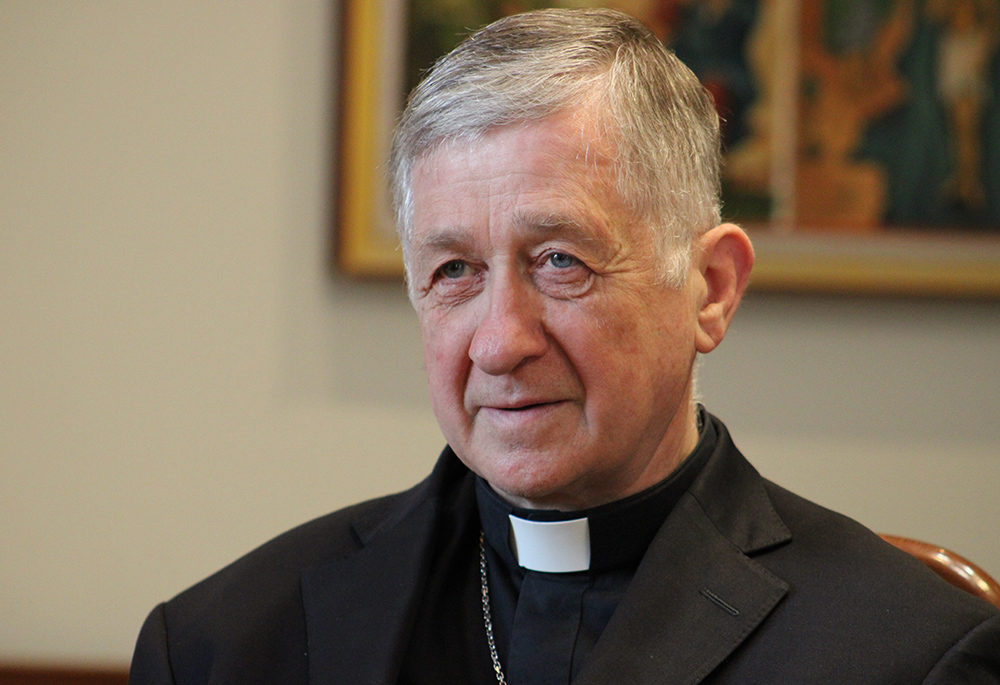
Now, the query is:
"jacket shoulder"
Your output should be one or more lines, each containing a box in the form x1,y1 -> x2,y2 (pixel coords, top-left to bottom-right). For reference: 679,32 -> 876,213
172,485 -> 420,612
168,447 -> 468,610
761,478 -> 997,615
737,479 -> 1000,681
138,449 -> 469,683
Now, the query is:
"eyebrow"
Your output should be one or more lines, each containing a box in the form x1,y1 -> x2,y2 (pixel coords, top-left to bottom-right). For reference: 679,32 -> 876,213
513,210 -> 586,235
516,208 -> 620,253
410,209 -> 612,265
410,228 -> 475,263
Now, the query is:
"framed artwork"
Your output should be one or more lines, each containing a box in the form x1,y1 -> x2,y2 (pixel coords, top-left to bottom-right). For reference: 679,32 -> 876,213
335,0 -> 1000,296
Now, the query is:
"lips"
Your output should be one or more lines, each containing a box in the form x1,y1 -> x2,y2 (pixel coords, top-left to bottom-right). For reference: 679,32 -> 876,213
475,394 -> 566,410
466,383 -> 577,419
475,400 -> 569,427
490,400 -> 556,411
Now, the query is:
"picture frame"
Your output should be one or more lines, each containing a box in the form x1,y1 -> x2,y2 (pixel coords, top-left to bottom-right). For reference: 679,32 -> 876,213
334,0 -> 1000,296
335,0 -> 406,278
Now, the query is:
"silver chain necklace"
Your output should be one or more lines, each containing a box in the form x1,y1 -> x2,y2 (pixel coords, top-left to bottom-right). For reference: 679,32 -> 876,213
479,531 -> 508,685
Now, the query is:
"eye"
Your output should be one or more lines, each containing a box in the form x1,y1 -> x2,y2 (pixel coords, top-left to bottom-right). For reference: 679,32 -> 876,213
533,249 -> 593,298
547,252 -> 578,269
438,260 -> 468,279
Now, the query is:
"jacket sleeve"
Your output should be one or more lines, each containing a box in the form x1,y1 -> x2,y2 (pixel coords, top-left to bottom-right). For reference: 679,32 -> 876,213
922,613 -> 1000,684
128,603 -> 177,685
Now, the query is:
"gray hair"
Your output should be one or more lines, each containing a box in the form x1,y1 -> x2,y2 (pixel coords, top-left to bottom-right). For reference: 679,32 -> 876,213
389,7 -> 721,287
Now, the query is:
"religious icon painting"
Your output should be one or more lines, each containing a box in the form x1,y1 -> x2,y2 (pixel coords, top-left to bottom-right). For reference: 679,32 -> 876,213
335,0 -> 1000,295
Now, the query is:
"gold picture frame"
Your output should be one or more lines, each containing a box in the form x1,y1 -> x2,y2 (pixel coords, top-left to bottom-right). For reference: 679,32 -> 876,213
334,0 -> 1000,296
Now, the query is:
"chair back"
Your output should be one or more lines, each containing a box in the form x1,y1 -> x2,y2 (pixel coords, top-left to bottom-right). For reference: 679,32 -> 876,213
880,534 -> 1000,609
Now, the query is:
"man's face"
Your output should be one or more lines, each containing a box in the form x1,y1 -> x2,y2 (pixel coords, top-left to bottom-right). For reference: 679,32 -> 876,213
408,108 -> 703,511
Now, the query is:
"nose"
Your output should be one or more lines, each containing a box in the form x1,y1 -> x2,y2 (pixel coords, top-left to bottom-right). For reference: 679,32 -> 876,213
469,271 -> 548,376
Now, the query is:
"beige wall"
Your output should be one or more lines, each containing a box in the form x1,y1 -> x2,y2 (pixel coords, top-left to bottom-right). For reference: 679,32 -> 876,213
1,0 -> 998,667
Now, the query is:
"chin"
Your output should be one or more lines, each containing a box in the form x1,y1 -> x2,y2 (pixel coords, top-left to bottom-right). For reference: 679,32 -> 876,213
458,443 -> 593,509
489,470 -> 589,511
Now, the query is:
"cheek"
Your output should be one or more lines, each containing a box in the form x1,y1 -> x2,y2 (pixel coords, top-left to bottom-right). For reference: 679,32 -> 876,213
421,320 -> 470,403
568,298 -> 693,396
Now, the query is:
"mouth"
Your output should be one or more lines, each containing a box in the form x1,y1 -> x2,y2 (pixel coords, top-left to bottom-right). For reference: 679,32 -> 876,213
472,399 -> 570,431
477,400 -> 567,419
488,398 -> 560,411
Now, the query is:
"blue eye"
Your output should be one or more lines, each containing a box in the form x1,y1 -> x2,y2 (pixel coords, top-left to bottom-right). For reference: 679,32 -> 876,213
548,252 -> 576,268
439,260 -> 467,279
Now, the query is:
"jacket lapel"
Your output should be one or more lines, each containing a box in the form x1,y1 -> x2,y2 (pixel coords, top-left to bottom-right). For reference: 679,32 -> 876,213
576,420 -> 792,685
299,449 -> 473,684
575,494 -> 789,685
300,496 -> 439,685
296,424 -> 791,685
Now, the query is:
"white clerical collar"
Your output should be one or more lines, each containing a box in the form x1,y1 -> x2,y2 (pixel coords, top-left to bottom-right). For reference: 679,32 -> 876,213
508,515 -> 591,573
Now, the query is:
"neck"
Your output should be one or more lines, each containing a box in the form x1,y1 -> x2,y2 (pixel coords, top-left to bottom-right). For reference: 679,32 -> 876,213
475,408 -> 716,575
492,399 -> 701,512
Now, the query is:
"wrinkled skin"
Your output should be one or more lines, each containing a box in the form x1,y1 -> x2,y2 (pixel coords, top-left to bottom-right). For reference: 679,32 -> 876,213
408,106 -> 753,510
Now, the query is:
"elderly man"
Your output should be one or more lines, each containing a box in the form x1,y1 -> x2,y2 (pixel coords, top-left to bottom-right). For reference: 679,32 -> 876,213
129,9 -> 1000,684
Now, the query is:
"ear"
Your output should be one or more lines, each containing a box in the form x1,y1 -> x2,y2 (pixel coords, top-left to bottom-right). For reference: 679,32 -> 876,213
692,223 -> 754,354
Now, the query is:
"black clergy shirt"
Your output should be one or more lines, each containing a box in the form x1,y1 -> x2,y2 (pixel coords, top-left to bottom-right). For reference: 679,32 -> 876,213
398,408 -> 716,685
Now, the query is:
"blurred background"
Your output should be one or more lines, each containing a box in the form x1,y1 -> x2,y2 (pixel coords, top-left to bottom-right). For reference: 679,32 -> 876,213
2,0 -> 998,670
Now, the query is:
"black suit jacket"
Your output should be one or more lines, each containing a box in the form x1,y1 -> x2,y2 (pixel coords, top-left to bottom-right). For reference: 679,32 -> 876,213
129,417 -> 1000,684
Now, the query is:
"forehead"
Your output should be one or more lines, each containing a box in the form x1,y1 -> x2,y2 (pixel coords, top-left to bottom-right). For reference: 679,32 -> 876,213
407,111 -> 632,256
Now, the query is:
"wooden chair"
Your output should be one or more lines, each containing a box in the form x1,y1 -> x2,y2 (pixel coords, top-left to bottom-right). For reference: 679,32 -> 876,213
880,534 -> 1000,610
